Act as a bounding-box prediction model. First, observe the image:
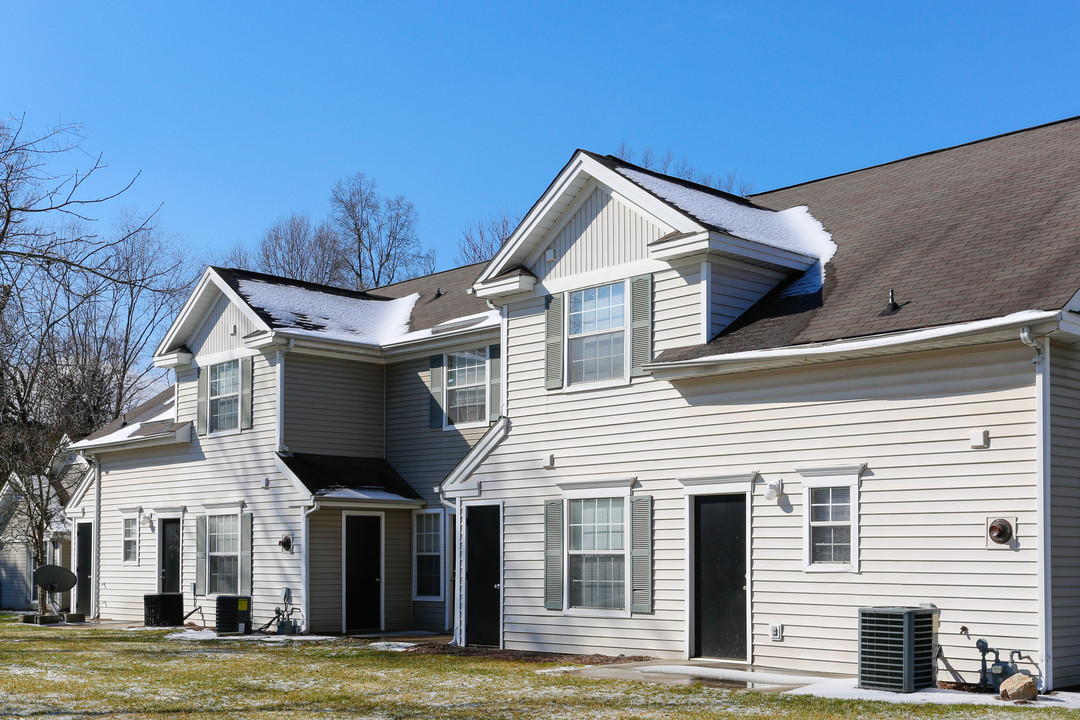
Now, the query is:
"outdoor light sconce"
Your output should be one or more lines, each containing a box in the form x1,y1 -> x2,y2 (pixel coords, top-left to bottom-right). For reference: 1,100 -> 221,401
763,479 -> 783,502
140,513 -> 154,529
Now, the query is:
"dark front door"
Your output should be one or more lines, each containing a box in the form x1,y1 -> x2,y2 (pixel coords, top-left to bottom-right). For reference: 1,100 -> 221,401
345,514 -> 381,633
694,494 -> 747,659
159,518 -> 181,594
75,523 -> 93,615
465,505 -> 500,647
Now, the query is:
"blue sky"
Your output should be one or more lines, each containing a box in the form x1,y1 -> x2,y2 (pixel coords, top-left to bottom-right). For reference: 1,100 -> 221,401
7,1 -> 1080,272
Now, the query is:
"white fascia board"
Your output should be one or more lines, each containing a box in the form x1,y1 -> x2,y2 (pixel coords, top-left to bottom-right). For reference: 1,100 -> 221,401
64,466 -> 97,515
382,327 -> 500,361
272,454 -> 318,501
649,231 -> 816,272
477,152 -> 702,286
69,423 -> 192,454
153,351 -> 194,370
473,274 -> 537,299
648,310 -> 1063,380
153,268 -> 270,362
440,416 -> 510,494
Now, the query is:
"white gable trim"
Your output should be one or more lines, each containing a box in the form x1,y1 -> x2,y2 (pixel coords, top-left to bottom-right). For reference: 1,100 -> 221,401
477,152 -> 703,287
440,416 -> 510,494
154,268 -> 269,365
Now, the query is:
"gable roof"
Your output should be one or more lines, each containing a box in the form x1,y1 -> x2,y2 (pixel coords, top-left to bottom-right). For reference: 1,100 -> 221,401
657,116 -> 1080,363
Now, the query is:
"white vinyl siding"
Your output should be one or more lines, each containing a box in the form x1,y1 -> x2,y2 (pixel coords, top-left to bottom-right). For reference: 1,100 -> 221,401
188,292 -> 258,358
67,351 -> 307,630
283,354 -> 384,456
708,259 -> 788,338
467,290 -> 1041,683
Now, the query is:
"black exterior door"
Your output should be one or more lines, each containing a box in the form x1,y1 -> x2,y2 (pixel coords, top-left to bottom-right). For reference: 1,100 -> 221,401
465,505 -> 500,647
75,523 -> 93,615
160,518 -> 181,594
345,514 -> 381,633
694,494 -> 747,659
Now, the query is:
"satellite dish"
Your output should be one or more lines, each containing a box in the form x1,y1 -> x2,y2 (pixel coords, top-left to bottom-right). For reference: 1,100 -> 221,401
33,564 -> 77,593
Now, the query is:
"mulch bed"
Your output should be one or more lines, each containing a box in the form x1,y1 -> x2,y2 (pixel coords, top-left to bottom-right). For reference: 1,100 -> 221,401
407,641 -> 654,665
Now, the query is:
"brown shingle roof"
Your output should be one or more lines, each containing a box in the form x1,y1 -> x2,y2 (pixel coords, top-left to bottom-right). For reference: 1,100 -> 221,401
372,261 -> 491,332
658,116 -> 1080,362
78,387 -> 177,444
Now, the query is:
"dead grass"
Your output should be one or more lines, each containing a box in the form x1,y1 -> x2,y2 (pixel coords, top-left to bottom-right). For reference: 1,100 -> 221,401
0,617 -> 1071,719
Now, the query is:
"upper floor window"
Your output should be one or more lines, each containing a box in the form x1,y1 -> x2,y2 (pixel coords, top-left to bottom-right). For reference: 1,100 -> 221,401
208,360 -> 240,433
446,350 -> 487,426
568,282 -> 626,385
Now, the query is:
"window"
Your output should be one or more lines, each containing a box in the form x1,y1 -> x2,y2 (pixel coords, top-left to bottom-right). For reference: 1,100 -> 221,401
568,282 -> 626,385
208,514 -> 239,595
446,350 -> 487,426
414,511 -> 442,599
208,360 -> 240,433
797,464 -> 865,573
567,498 -> 625,610
809,488 -> 851,563
123,518 -> 138,563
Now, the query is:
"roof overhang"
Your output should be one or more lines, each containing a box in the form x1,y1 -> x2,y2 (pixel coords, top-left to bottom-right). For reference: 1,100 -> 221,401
647,310 -> 1065,381
70,422 -> 192,454
649,230 -> 817,273
473,272 -> 537,299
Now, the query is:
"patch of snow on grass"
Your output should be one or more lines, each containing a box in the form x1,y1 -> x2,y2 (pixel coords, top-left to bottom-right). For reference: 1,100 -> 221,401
363,641 -> 417,652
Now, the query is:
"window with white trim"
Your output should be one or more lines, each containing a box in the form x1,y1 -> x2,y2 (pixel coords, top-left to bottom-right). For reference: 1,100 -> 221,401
413,511 -> 442,599
208,360 -> 240,433
798,464 -> 865,573
122,517 -> 138,563
809,487 -> 851,563
207,514 -> 239,595
567,282 -> 626,385
446,349 -> 487,426
567,498 -> 626,610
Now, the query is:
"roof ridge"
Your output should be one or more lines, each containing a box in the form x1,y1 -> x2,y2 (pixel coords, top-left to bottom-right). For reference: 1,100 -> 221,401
750,114 -> 1080,198
211,266 -> 391,301
368,259 -> 490,292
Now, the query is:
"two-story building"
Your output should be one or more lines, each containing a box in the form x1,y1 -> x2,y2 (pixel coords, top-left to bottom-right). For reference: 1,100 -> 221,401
67,263 -> 501,633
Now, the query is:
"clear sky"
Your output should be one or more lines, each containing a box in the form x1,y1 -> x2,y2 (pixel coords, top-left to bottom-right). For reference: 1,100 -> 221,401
7,1 -> 1080,272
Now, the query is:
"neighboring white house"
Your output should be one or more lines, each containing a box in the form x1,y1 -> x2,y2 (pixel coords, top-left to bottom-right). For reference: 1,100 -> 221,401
439,118 -> 1080,690
67,263 -> 501,633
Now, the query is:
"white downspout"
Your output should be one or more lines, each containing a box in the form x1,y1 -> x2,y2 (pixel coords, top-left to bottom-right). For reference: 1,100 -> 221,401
301,499 -> 320,633
92,457 -> 101,619
1021,327 -> 1052,690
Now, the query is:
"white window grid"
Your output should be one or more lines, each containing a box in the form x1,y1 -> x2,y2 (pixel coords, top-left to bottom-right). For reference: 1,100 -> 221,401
208,514 -> 239,595
445,349 -> 487,427
809,487 -> 852,565
413,511 -> 442,599
122,517 -> 138,563
208,360 -> 240,433
567,282 -> 626,385
567,497 -> 626,611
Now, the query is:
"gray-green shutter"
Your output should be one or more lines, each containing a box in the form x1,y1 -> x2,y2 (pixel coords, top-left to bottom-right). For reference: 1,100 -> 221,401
240,356 -> 253,430
630,274 -> 653,377
195,515 -> 207,596
488,344 -> 501,421
630,495 -> 653,613
544,500 -> 563,610
196,368 -> 208,436
544,294 -> 564,390
429,355 -> 445,428
239,512 -> 253,596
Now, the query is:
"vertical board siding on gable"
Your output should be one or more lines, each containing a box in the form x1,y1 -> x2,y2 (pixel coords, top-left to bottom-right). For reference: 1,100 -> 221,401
528,185 -> 671,282
188,293 -> 258,358
710,259 -> 788,338
473,298 -> 1041,680
1051,342 -> 1080,686
284,354 -> 384,456
86,352 -> 308,630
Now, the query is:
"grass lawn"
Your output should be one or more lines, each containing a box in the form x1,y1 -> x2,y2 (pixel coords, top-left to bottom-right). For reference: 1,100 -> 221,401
0,616 -> 1071,719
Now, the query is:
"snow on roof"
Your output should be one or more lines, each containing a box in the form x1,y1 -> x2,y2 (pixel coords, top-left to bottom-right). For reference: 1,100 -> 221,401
388,309 -> 501,347
237,279 -> 419,346
315,488 -> 418,502
617,166 -> 836,265
70,396 -> 177,449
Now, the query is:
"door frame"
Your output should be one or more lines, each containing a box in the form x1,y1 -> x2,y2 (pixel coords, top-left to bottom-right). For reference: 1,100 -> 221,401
460,499 -> 503,648
341,511 -> 385,634
154,509 -> 185,594
72,520 -> 96,615
680,473 -> 756,663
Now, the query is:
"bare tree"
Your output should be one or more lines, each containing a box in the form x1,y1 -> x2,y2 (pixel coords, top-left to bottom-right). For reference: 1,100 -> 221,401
455,211 -> 520,265
612,141 -> 754,196
330,173 -> 435,289
255,213 -> 345,285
